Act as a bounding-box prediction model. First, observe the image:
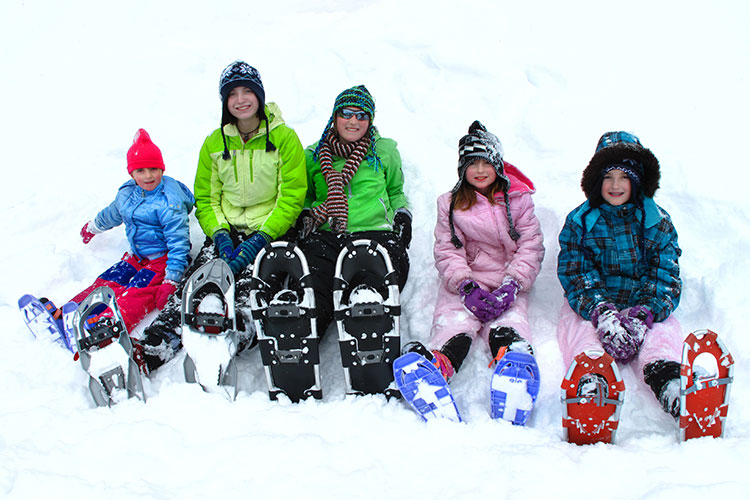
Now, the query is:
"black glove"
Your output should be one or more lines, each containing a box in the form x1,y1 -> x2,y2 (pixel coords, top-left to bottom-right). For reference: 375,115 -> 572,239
393,209 -> 412,248
295,210 -> 316,240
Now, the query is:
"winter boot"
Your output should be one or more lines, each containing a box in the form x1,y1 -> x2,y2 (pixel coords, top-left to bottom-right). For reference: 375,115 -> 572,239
644,360 -> 681,419
402,341 -> 455,382
489,326 -> 534,362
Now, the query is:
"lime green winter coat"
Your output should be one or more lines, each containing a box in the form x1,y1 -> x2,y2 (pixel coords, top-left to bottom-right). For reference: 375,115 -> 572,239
304,132 -> 408,233
194,102 -> 306,240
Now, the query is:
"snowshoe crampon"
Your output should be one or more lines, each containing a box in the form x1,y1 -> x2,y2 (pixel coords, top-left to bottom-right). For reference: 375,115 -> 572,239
490,351 -> 540,425
393,351 -> 462,422
18,294 -> 75,353
561,351 -> 624,445
334,239 -> 400,398
251,241 -> 320,402
679,329 -> 733,441
71,287 -> 145,407
180,259 -> 240,400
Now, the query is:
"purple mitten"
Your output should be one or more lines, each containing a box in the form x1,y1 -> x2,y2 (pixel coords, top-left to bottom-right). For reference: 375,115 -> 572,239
624,305 -> 654,329
594,305 -> 644,363
491,278 -> 520,315
459,280 -> 504,322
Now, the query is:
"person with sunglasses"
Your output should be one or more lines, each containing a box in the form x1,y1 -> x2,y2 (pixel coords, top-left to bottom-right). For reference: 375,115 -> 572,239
295,85 -> 411,388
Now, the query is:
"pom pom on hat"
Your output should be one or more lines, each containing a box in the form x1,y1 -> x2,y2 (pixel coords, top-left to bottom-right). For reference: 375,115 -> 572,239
127,128 -> 165,174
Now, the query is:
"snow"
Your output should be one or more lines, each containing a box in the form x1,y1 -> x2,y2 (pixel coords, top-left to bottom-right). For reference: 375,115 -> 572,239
2,0 -> 749,498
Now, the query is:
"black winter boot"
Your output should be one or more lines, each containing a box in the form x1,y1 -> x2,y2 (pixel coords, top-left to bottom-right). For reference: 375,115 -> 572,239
644,360 -> 681,419
489,326 -> 534,360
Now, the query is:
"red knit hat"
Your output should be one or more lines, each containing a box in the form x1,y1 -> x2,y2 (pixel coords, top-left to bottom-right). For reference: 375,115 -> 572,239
127,128 -> 165,173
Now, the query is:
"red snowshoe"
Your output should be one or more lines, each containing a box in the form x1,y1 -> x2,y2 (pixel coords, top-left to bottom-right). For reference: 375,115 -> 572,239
561,351 -> 625,445
679,329 -> 733,441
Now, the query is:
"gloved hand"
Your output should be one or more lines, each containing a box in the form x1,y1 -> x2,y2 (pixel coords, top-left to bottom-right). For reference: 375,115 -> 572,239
227,231 -> 270,274
491,277 -> 520,315
155,280 -> 178,310
296,210 -> 316,240
591,302 -> 644,363
393,209 -> 412,249
459,279 -> 504,323
80,221 -> 97,244
212,230 -> 234,262
624,305 -> 654,329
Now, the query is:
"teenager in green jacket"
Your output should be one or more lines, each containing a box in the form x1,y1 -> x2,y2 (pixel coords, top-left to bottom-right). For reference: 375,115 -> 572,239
141,60 -> 306,372
296,85 -> 412,338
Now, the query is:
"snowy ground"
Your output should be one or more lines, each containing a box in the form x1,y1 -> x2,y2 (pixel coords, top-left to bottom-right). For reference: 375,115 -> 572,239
2,1 -> 749,498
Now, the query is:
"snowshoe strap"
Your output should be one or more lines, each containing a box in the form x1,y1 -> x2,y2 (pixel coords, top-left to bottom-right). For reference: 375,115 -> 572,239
680,376 -> 734,396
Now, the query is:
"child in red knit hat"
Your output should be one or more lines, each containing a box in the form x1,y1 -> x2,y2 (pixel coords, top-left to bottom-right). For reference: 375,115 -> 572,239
20,129 -> 195,370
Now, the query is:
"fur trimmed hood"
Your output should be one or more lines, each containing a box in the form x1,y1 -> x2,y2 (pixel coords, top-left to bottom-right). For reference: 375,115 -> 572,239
581,131 -> 660,204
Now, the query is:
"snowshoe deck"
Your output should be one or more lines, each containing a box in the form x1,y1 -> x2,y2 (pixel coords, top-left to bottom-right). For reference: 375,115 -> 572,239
393,351 -> 462,422
18,294 -> 74,352
71,287 -> 145,407
561,351 -> 624,445
490,351 -> 540,425
180,259 -> 240,400
679,329 -> 733,441
334,239 -> 400,398
251,242 -> 321,402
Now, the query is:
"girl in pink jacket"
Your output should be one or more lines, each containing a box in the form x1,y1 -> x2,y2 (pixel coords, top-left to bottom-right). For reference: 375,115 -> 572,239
399,121 -> 544,424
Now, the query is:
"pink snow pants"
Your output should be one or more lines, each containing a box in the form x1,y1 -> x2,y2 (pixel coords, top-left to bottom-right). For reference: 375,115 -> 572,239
556,301 -> 683,382
430,288 -> 532,354
71,253 -> 168,332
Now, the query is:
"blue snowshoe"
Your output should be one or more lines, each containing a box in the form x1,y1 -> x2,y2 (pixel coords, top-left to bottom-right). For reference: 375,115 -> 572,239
393,351 -> 462,422
18,294 -> 75,352
490,351 -> 540,425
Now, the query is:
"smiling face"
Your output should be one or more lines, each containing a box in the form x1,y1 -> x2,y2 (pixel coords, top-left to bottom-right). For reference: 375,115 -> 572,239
226,86 -> 260,121
130,167 -> 163,191
601,168 -> 632,206
334,106 -> 370,144
465,158 -> 498,196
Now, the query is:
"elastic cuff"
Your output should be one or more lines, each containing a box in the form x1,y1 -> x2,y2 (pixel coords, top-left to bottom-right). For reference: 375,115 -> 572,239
164,270 -> 183,282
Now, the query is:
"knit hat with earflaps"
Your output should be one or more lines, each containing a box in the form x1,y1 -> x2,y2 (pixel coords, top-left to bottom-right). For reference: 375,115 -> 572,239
449,121 -> 519,248
218,60 -> 275,159
127,128 -> 165,174
313,85 -> 381,170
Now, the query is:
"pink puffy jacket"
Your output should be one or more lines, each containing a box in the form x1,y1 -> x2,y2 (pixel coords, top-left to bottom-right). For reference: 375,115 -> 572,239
433,163 -> 545,295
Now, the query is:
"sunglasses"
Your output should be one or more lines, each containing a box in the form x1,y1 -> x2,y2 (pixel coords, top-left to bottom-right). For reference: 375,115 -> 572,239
337,109 -> 370,121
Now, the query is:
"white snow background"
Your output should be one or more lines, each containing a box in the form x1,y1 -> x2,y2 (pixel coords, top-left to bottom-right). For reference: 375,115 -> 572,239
2,1 -> 749,498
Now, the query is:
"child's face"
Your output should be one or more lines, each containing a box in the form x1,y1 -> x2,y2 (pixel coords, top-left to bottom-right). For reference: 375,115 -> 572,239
131,168 -> 163,191
465,159 -> 497,195
335,106 -> 370,144
227,86 -> 260,121
601,169 -> 632,206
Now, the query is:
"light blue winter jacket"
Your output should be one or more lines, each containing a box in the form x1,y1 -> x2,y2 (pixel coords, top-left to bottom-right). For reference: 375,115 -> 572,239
94,176 -> 195,282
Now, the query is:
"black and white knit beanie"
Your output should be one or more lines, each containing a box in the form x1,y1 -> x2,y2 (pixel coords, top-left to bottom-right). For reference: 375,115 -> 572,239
217,60 -> 275,158
449,121 -> 518,247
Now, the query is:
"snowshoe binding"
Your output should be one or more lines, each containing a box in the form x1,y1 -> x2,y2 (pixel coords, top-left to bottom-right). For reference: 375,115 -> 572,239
70,287 -> 146,407
180,259 -> 240,400
250,241 -> 320,402
393,351 -> 462,422
18,294 -> 75,352
561,350 -> 624,445
679,329 -> 734,441
334,239 -> 400,398
490,350 -> 540,425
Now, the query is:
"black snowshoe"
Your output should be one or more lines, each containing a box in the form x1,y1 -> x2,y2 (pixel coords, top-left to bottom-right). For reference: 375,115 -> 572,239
250,241 -> 321,402
334,239 -> 401,398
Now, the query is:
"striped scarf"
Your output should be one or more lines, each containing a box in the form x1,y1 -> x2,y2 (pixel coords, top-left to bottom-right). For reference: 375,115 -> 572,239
311,132 -> 370,234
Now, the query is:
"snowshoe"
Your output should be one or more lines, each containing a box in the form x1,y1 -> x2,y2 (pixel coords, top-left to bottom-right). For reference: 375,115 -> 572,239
393,351 -> 462,422
180,259 -> 240,400
561,350 -> 624,445
70,287 -> 146,407
334,239 -> 400,398
18,294 -> 75,352
250,241 -> 320,402
490,350 -> 540,425
679,329 -> 733,441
